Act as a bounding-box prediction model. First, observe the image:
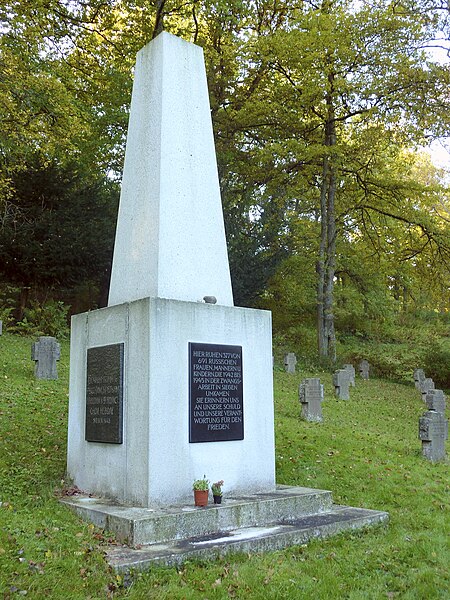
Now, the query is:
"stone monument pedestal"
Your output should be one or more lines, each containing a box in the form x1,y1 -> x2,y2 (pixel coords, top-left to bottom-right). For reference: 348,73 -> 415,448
62,485 -> 388,570
64,31 -> 388,566
67,297 -> 275,506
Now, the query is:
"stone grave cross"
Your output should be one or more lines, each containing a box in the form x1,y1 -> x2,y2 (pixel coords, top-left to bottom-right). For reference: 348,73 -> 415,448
299,378 -> 324,422
333,369 -> 350,400
425,389 -> 446,415
419,410 -> 448,462
343,364 -> 356,387
359,359 -> 370,380
420,378 -> 435,403
31,336 -> 60,380
284,353 -> 297,374
413,369 -> 426,390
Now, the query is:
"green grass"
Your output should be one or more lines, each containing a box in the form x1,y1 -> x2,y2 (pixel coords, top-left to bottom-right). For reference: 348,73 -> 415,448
0,333 -> 448,599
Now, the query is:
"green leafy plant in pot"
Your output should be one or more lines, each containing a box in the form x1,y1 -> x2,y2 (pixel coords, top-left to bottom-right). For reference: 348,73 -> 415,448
193,475 -> 209,506
211,480 -> 224,504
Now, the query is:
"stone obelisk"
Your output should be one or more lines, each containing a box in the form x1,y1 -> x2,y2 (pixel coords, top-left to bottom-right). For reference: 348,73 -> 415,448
108,32 -> 233,307
67,33 -> 275,506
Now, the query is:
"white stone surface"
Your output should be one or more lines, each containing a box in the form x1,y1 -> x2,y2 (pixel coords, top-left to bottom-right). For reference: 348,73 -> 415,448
192,526 -> 284,546
67,297 -> 275,506
108,32 -> 233,307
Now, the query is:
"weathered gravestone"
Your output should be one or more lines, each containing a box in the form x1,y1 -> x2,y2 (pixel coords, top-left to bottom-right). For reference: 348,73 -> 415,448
420,378 -> 435,403
419,410 -> 448,462
299,378 -> 324,422
425,389 -> 446,415
284,353 -> 297,374
31,336 -> 60,380
413,369 -> 426,391
359,359 -> 370,380
333,369 -> 350,400
343,364 -> 355,387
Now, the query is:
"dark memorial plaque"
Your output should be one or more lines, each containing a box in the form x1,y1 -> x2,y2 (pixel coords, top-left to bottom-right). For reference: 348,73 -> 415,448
189,342 -> 243,443
85,343 -> 124,444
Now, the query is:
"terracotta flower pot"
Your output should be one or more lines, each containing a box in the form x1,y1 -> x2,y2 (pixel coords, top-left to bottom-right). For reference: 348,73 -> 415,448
194,489 -> 208,507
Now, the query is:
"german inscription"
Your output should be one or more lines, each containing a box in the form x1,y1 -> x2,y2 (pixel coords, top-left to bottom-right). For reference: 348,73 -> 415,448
85,343 -> 124,444
189,342 -> 243,443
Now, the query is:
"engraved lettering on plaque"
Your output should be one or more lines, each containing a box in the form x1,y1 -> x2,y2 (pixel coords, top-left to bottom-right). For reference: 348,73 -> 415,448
85,343 -> 124,444
189,342 -> 243,443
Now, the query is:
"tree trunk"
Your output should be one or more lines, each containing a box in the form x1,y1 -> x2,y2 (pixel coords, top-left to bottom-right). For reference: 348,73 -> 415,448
152,0 -> 166,38
16,286 -> 30,322
317,156 -> 328,358
317,72 -> 337,362
324,160 -> 337,362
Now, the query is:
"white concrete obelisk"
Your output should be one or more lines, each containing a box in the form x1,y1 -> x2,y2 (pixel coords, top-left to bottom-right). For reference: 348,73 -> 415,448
67,33 -> 275,507
108,32 -> 233,307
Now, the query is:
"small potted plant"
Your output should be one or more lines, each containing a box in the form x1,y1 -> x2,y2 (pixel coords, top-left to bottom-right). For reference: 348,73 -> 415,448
193,475 -> 209,506
211,480 -> 224,504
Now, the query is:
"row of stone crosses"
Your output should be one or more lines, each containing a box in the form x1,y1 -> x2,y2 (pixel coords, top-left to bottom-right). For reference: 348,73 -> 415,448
285,353 -> 369,401
24,337 -> 449,463
286,356 -> 369,424
285,353 -> 447,463
414,369 -> 448,463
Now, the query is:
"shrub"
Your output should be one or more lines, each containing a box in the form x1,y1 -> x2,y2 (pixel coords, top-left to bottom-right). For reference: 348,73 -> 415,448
423,342 -> 450,389
0,284 -> 20,327
12,300 -> 70,338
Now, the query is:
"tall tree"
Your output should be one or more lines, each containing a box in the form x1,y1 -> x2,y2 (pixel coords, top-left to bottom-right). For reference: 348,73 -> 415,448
1,0 -> 449,332
218,0 -> 450,359
0,158 -> 119,317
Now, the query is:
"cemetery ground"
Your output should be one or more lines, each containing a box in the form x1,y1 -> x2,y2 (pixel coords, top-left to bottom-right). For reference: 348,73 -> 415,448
0,334 -> 448,599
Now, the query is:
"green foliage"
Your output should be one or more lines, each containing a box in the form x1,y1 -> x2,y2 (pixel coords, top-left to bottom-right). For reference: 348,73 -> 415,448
192,476 -> 210,491
341,340 -> 424,383
0,158 -> 118,312
271,307 -> 450,387
11,300 -> 70,339
273,325 -> 320,372
211,480 -> 224,496
0,284 -> 19,326
1,0 -> 449,352
225,200 -> 290,306
423,340 -> 450,389
338,312 -> 450,387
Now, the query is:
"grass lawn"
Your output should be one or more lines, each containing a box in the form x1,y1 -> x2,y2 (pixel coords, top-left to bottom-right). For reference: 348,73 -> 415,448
0,333 -> 448,599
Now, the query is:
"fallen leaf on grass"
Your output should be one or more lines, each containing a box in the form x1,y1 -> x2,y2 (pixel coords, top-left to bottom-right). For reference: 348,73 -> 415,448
263,567 -> 275,585
28,561 -> 45,574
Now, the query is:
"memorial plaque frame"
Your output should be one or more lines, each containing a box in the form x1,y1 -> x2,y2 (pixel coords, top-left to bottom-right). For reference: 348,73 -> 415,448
85,343 -> 124,444
189,342 -> 244,443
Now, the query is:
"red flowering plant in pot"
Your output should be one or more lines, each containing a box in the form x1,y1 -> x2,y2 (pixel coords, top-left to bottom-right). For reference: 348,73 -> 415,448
193,475 -> 209,507
211,480 -> 224,504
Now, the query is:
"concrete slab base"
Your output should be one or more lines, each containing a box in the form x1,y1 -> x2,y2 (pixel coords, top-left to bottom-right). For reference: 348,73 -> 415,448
61,485 -> 388,570
106,506 -> 388,571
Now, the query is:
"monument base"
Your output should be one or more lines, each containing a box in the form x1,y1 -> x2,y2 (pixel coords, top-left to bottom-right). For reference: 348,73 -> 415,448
67,297 -> 275,507
61,485 -> 389,570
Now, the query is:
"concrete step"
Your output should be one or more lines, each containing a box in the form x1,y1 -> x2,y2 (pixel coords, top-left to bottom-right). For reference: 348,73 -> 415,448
62,485 -> 333,546
106,506 -> 389,571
